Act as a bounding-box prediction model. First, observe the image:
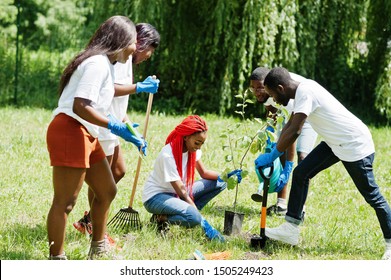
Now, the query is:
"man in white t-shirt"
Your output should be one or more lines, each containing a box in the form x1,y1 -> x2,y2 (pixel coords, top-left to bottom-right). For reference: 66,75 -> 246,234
254,67 -> 391,260
73,23 -> 161,235
249,67 -> 317,216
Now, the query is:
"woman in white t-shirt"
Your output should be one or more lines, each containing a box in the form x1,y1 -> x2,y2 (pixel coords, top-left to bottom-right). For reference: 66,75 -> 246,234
46,16 -> 144,260
142,115 -> 242,241
256,67 -> 391,260
73,23 -> 160,236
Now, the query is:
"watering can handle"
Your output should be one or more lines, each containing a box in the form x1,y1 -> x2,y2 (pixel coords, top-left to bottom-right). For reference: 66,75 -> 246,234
257,164 -> 274,181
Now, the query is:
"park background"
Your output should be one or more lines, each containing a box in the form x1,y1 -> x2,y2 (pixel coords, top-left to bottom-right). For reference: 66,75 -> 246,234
1,0 -> 391,122
1,0 -> 391,261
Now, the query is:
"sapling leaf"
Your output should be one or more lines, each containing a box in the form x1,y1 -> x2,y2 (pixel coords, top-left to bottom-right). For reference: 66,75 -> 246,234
227,177 -> 237,190
241,170 -> 249,178
224,154 -> 233,162
220,134 -> 228,138
266,130 -> 277,143
235,94 -> 243,99
222,145 -> 229,150
245,99 -> 254,104
254,118 -> 263,124
250,141 -> 259,154
276,115 -> 284,126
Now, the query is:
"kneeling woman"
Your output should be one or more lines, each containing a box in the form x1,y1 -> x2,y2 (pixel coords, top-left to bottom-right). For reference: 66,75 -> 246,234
142,115 -> 240,240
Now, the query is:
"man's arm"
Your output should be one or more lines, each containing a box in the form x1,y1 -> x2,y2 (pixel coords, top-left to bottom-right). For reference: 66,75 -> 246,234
276,113 -> 307,153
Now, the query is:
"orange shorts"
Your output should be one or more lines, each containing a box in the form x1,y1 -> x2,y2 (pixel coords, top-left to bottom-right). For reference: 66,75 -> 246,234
46,113 -> 106,168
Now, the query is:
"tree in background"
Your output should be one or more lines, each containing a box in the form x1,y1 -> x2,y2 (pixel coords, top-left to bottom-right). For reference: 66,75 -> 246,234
1,0 -> 391,124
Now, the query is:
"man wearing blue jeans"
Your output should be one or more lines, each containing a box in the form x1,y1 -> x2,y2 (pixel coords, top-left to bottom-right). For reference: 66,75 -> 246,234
255,67 -> 391,259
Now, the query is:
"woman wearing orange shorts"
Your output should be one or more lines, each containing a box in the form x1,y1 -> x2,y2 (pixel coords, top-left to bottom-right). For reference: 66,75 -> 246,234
46,16 -> 146,260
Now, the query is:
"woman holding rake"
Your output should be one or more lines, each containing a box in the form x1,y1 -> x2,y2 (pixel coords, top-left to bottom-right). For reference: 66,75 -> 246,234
46,16 -> 146,260
73,23 -> 161,237
142,115 -> 242,241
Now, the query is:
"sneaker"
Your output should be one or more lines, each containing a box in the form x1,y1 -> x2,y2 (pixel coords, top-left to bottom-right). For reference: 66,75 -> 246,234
49,253 -> 67,260
73,211 -> 92,235
265,222 -> 300,246
383,242 -> 391,260
266,204 -> 287,216
150,214 -> 169,233
88,236 -> 111,260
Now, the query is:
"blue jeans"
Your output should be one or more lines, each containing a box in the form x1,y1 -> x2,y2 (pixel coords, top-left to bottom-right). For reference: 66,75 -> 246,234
143,179 -> 226,227
286,141 -> 391,239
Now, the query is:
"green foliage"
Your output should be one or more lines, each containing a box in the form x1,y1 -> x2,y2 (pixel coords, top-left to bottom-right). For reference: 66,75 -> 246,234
375,51 -> 391,123
1,0 -> 391,123
219,89 -> 287,211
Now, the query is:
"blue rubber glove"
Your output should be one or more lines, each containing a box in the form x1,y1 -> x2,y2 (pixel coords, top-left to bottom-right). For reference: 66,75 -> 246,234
254,146 -> 284,169
136,76 -> 160,94
201,218 -> 225,242
275,160 -> 294,192
107,115 -> 148,155
227,169 -> 243,183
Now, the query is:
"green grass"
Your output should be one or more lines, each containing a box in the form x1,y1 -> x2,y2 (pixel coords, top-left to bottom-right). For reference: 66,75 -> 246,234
0,107 -> 390,260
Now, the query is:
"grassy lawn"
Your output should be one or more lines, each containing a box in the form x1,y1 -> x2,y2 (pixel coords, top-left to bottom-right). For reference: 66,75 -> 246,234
0,107 -> 390,260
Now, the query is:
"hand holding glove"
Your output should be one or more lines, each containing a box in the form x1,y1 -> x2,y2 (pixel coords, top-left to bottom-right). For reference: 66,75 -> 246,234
136,75 -> 160,94
227,169 -> 243,183
107,114 -> 148,155
217,169 -> 243,184
275,160 -> 294,192
254,146 -> 283,169
201,217 -> 225,242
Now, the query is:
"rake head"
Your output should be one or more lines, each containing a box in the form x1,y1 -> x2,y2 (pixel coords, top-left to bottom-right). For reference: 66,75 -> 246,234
107,207 -> 142,232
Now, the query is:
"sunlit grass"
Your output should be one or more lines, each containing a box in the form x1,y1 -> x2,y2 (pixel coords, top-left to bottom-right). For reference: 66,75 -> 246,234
0,107 -> 390,260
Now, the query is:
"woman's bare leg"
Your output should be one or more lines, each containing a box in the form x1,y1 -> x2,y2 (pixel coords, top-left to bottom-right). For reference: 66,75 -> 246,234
47,166 -> 85,256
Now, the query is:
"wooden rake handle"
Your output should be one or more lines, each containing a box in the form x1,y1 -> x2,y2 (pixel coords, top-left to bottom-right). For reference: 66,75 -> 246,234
128,93 -> 154,208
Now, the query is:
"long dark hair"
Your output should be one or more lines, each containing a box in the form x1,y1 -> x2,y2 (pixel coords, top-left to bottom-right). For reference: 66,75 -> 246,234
58,16 -> 137,95
135,23 -> 160,52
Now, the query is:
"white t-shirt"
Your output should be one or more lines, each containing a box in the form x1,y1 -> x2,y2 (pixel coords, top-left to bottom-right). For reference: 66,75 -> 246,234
142,144 -> 202,203
98,58 -> 133,141
294,79 -> 374,161
53,54 -> 115,138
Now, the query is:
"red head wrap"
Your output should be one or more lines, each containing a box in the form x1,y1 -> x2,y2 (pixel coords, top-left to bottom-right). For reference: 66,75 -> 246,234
165,115 -> 208,199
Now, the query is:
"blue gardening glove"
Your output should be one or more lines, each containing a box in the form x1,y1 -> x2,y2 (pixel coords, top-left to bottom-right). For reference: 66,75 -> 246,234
217,169 -> 242,184
255,146 -> 284,169
107,115 -> 148,155
227,169 -> 243,183
275,160 -> 294,192
201,218 -> 225,242
136,75 -> 160,94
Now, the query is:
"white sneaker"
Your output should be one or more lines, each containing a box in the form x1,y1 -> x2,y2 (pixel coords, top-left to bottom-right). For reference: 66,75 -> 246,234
88,236 -> 112,260
265,222 -> 300,246
382,242 -> 391,260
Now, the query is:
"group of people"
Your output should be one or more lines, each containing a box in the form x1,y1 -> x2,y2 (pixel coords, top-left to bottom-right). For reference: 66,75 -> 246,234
45,15 -> 391,260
